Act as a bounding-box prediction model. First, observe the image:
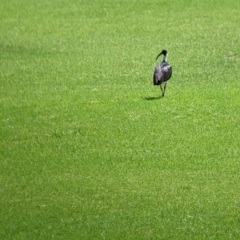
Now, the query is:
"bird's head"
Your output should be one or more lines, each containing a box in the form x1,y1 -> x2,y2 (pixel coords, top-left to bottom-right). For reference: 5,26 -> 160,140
161,49 -> 167,56
155,49 -> 168,61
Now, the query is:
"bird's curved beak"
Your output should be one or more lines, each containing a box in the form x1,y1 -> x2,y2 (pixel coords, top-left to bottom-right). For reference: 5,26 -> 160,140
155,52 -> 163,61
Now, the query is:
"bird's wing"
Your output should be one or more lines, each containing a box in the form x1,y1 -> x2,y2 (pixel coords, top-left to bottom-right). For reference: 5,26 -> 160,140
153,65 -> 164,85
161,64 -> 172,81
161,64 -> 171,73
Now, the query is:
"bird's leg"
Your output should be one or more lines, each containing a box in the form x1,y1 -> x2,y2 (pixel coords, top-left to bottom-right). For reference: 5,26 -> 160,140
160,85 -> 164,97
163,83 -> 167,96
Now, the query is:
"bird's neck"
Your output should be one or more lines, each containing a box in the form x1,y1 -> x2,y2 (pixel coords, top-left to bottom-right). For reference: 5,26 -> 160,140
163,54 -> 167,62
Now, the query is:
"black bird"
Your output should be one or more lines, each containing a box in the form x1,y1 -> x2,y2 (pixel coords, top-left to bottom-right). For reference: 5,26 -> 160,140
153,49 -> 172,97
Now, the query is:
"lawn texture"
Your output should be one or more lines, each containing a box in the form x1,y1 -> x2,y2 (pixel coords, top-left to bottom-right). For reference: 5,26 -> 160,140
1,0 -> 240,239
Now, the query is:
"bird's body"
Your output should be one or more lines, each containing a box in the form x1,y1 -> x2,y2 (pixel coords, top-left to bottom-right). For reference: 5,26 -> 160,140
153,49 -> 172,97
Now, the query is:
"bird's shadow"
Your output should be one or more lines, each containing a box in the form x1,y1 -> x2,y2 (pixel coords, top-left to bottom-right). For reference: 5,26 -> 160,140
144,96 -> 163,101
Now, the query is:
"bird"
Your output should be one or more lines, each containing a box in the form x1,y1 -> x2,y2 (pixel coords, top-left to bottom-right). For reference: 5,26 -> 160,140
153,49 -> 172,97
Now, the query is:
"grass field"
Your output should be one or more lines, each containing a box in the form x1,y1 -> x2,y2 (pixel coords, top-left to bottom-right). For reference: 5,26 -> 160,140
1,0 -> 240,239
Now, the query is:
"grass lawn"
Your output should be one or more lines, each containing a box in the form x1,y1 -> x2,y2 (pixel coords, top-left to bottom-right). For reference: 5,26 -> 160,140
1,0 -> 240,239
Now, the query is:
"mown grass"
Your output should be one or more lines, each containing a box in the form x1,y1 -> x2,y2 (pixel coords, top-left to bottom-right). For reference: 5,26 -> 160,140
1,0 -> 240,239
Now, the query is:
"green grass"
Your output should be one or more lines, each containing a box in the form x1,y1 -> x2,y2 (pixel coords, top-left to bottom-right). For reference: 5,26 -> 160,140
1,0 -> 240,239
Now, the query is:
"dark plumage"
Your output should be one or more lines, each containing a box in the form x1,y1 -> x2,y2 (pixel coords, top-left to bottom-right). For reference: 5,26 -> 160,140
153,49 -> 172,97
